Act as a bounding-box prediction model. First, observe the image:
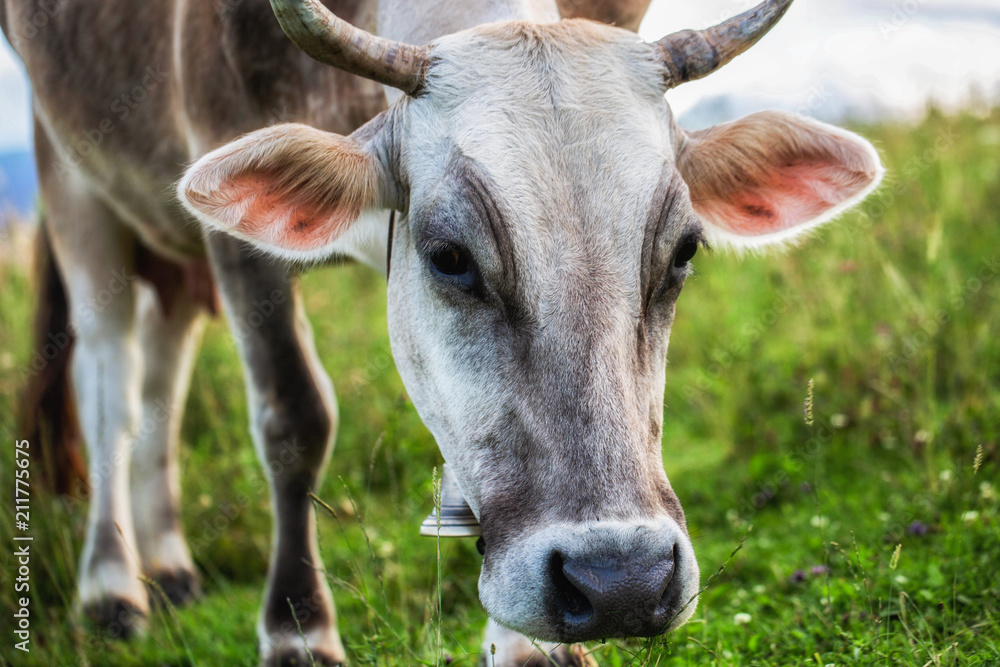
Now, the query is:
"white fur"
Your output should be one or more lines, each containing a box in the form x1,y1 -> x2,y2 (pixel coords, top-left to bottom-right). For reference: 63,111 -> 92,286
130,284 -> 204,577
44,169 -> 150,617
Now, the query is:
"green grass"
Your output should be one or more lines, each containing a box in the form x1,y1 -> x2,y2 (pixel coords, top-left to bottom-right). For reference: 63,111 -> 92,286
1,107 -> 999,666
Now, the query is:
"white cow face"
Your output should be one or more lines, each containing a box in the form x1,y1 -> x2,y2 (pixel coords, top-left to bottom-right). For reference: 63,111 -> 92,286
180,18 -> 882,643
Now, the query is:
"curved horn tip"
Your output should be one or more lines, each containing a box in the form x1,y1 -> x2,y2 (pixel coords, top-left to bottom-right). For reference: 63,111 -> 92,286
269,0 -> 428,96
657,0 -> 794,88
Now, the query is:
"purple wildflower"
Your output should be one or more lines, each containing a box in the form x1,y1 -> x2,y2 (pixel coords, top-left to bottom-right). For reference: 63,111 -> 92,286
810,565 -> 829,577
790,569 -> 808,584
907,520 -> 929,537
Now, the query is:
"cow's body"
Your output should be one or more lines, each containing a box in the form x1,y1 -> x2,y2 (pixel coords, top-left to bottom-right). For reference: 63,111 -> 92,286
5,0 -> 882,665
12,0 -> 385,259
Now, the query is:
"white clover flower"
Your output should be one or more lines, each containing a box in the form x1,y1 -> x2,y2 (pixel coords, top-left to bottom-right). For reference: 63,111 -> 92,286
962,511 -> 980,524
733,612 -> 752,625
980,482 -> 996,502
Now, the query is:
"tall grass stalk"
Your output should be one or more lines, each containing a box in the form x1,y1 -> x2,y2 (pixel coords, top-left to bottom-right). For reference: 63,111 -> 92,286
432,466 -> 443,666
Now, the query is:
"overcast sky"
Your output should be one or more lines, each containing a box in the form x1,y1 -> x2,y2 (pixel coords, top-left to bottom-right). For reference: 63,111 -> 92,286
1,0 -> 999,151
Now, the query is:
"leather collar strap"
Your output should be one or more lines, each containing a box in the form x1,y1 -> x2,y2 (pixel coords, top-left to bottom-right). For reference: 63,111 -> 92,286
386,209 -> 397,280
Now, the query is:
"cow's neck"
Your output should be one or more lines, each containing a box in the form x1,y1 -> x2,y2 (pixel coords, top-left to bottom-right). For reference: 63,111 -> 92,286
376,0 -> 559,47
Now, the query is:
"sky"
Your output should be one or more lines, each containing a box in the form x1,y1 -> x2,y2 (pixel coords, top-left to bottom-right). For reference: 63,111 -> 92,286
1,0 -> 999,151
0,36 -> 30,151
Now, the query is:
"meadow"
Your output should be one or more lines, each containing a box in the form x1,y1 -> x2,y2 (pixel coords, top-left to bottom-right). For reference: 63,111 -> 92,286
1,107 -> 998,666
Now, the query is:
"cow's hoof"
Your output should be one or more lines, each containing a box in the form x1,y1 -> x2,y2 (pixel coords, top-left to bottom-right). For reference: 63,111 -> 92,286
147,567 -> 202,607
263,650 -> 343,666
83,597 -> 148,640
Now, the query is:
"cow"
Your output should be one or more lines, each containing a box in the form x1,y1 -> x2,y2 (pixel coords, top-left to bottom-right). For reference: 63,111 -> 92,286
3,0 -> 883,664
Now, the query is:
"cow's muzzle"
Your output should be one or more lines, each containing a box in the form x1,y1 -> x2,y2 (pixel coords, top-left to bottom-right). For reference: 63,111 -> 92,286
478,519 -> 700,643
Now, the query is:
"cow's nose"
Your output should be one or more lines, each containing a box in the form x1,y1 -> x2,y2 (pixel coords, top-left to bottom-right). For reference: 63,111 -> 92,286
549,547 -> 678,639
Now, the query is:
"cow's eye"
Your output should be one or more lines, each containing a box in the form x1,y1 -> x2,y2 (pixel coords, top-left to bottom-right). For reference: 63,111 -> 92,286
673,240 -> 698,268
428,244 -> 476,287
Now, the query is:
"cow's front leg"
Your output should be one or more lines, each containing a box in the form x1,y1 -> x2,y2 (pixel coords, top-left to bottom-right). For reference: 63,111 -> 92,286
482,620 -> 595,666
42,168 -> 148,637
207,234 -> 343,667
130,284 -> 205,606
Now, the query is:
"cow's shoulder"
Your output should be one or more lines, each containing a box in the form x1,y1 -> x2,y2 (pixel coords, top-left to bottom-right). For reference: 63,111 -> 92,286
178,0 -> 386,147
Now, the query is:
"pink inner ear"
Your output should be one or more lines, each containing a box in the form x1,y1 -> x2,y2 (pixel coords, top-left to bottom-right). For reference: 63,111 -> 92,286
202,175 -> 359,252
694,160 -> 865,237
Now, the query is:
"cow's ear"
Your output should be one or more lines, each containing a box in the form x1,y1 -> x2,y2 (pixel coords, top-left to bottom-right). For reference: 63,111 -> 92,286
676,111 -> 883,250
179,121 -> 394,262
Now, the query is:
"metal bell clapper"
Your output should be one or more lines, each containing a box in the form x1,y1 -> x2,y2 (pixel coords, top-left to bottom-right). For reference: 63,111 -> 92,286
420,464 -> 481,537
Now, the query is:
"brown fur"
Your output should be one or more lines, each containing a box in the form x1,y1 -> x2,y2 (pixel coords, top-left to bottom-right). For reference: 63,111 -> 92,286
19,219 -> 87,495
135,244 -> 219,317
556,0 -> 651,31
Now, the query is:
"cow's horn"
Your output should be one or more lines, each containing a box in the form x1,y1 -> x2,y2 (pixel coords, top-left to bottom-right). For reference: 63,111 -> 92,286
269,0 -> 429,95
655,0 -> 793,87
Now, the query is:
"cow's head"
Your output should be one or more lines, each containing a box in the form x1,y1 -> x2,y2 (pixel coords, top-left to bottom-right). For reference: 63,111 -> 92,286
179,0 -> 882,643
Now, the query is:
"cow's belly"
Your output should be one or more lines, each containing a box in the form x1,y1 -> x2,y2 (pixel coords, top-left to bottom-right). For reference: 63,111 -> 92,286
79,164 -> 206,262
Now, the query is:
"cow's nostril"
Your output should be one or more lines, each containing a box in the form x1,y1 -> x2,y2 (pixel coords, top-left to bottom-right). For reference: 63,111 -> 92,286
655,544 -> 680,618
549,551 -> 594,624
